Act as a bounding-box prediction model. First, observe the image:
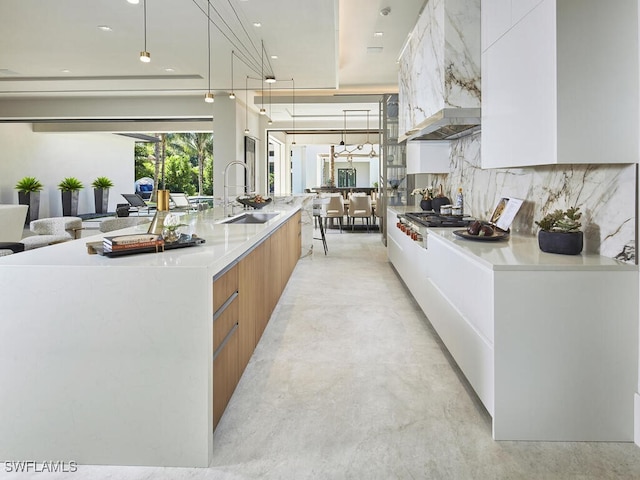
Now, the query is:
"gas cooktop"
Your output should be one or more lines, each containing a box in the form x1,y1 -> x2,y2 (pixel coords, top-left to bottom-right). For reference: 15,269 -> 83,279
404,212 -> 473,228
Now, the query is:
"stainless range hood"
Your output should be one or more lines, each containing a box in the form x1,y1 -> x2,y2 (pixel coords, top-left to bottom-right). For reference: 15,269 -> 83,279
403,107 -> 481,142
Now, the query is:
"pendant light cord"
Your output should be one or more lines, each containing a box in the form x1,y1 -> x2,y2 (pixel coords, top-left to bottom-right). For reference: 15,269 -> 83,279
207,1 -> 211,92
143,0 -> 147,51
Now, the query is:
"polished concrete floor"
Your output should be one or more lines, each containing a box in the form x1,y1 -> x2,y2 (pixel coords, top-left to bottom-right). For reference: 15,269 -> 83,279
6,230 -> 640,479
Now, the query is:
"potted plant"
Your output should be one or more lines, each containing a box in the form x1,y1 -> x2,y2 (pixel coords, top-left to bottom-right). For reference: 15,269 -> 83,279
535,206 -> 583,255
58,177 -> 84,216
91,176 -> 114,214
411,186 -> 433,211
15,176 -> 43,224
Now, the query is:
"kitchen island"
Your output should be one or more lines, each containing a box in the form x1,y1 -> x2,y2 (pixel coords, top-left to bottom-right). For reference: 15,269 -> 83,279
0,204 -> 302,467
387,207 -> 638,441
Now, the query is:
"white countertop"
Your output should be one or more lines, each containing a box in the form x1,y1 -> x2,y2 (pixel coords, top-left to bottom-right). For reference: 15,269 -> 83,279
0,205 -> 300,276
390,206 -> 636,272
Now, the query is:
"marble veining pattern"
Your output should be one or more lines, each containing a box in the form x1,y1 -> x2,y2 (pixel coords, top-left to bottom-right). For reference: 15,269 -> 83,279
399,0 -> 481,136
415,132 -> 636,261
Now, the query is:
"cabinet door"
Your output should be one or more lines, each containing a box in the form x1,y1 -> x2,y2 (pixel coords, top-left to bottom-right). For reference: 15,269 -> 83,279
213,324 -> 239,430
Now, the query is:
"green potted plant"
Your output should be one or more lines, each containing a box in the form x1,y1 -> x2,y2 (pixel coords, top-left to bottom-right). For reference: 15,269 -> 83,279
58,177 -> 84,216
535,206 -> 583,255
91,176 -> 114,214
15,176 -> 43,224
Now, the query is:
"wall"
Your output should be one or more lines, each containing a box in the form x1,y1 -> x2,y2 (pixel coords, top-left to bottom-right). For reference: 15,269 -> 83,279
0,124 -> 135,217
414,132 -> 636,261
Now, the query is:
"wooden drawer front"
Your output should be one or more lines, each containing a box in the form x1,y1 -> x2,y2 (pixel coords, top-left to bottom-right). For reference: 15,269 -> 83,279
213,296 -> 238,352
213,263 -> 238,313
213,325 -> 239,430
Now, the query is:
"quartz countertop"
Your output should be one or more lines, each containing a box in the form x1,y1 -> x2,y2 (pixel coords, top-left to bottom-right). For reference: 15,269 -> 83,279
0,205 -> 300,277
389,206 -> 636,272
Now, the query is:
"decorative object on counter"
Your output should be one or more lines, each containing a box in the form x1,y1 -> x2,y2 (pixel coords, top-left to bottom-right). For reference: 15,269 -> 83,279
91,176 -> 114,214
162,212 -> 187,243
455,188 -> 464,215
535,207 -> 583,255
15,176 -> 43,224
411,186 -> 433,211
431,184 -> 451,213
156,189 -> 170,211
237,194 -> 272,209
452,197 -> 523,243
58,177 -> 84,216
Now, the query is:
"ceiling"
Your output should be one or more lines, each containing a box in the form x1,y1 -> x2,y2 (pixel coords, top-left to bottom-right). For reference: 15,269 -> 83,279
0,0 -> 424,127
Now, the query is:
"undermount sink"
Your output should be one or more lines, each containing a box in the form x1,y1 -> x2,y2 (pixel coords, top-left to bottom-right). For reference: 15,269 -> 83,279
219,212 -> 279,224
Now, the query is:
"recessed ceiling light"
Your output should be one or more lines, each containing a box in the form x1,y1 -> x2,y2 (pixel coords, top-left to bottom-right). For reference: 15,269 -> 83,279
127,0 -> 140,4
164,67 -> 175,72
98,25 -> 113,31
367,46 -> 384,54
270,55 -> 278,60
374,32 -> 384,37
253,22 -> 261,27
61,69 -> 71,73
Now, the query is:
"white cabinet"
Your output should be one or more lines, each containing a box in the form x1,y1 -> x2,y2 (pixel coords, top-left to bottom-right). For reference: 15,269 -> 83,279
481,0 -> 639,168
387,207 -> 638,441
406,141 -> 450,174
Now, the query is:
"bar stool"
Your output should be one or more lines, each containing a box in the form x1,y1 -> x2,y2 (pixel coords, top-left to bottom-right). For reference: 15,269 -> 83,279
313,196 -> 329,254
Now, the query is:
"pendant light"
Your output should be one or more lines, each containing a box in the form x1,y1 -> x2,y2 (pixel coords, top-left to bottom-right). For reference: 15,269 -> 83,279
244,76 -> 249,134
259,41 -> 266,115
267,82 -> 273,125
365,110 -> 378,157
229,51 -> 236,99
139,0 -> 150,62
204,1 -> 214,103
291,78 -> 296,145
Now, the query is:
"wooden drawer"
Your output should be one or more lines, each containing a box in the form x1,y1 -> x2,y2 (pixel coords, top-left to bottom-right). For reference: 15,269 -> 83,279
213,263 -> 238,313
213,296 -> 238,352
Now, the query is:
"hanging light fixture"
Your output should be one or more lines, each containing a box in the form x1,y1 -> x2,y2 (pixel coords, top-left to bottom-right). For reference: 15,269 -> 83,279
259,41 -> 266,115
139,0 -> 150,62
265,75 -> 276,83
291,78 -> 296,145
268,82 -> 273,125
365,110 -> 378,157
229,51 -> 236,99
204,1 -> 214,103
244,76 -> 249,134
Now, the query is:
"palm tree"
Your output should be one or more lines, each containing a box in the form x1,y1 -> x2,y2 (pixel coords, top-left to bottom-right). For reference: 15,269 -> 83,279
168,133 -> 213,196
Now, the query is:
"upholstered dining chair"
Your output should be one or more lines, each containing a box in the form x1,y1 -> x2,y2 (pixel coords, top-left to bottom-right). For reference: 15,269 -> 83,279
348,194 -> 373,232
324,194 -> 345,232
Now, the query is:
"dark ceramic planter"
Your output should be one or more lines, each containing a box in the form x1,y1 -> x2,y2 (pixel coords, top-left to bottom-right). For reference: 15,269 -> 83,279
18,191 -> 40,224
420,198 -> 432,211
61,190 -> 79,216
538,230 -> 583,255
94,188 -> 109,214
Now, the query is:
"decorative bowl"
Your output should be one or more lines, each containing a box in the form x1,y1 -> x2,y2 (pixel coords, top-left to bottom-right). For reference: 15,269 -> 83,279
237,196 -> 272,209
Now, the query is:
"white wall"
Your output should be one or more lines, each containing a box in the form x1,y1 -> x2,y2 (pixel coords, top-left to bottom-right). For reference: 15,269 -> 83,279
0,124 -> 135,217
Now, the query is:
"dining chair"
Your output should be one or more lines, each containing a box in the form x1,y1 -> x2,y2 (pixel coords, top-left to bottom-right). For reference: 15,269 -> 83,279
324,194 -> 344,232
348,194 -> 373,232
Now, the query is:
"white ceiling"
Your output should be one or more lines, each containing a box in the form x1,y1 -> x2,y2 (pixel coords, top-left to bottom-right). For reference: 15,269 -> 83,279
0,0 -> 424,126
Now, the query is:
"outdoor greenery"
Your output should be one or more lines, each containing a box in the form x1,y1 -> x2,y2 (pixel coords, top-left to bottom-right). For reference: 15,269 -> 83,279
134,133 -> 214,198
91,176 -> 114,189
15,176 -> 43,193
57,177 -> 84,192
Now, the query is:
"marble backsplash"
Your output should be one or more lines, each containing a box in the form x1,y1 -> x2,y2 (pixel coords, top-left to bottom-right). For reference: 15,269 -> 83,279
413,132 -> 636,262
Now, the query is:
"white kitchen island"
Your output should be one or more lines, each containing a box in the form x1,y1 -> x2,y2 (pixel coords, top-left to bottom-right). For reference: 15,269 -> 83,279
0,205 -> 302,467
387,207 -> 639,441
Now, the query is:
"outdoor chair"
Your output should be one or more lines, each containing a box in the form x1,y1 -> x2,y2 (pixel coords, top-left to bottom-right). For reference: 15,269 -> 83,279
121,193 -> 154,215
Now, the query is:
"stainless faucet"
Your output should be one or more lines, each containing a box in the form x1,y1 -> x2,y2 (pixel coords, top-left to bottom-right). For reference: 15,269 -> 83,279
223,161 -> 252,216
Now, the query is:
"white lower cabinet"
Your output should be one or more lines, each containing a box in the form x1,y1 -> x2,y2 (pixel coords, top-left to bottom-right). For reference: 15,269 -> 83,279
388,208 -> 638,441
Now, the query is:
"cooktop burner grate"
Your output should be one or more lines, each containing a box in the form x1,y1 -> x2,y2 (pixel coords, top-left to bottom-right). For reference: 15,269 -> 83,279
404,212 -> 473,228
